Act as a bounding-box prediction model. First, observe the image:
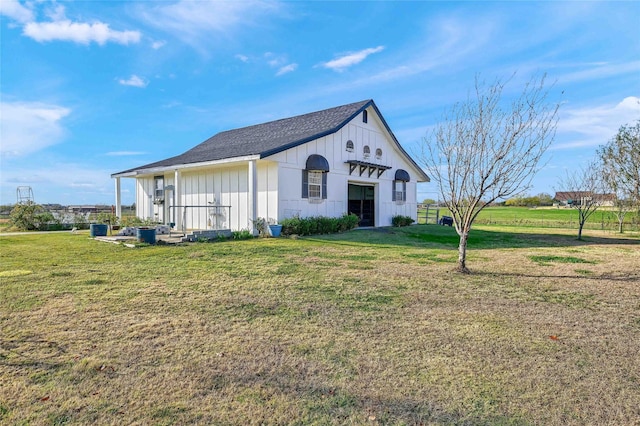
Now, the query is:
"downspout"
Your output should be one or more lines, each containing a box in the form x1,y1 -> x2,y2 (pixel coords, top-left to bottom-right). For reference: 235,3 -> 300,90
248,160 -> 257,235
114,177 -> 122,219
174,170 -> 181,231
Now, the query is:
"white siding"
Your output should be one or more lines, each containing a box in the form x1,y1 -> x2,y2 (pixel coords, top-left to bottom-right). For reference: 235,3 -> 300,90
256,162 -> 279,223
133,106 -> 424,229
177,165 -> 248,231
269,106 -> 422,225
134,161 -> 279,232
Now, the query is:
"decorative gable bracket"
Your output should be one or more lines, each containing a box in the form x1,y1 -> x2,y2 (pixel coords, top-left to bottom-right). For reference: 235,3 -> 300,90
345,160 -> 392,178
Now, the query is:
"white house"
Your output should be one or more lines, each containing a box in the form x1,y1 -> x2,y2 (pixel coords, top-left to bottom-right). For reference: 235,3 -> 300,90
111,99 -> 429,232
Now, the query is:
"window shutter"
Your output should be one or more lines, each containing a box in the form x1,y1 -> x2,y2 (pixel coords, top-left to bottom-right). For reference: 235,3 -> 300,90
302,170 -> 309,198
392,180 -> 396,201
403,181 -> 407,201
322,172 -> 327,199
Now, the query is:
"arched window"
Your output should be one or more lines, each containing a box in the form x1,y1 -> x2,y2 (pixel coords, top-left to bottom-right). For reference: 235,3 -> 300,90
363,145 -> 371,158
346,140 -> 354,152
375,148 -> 382,159
302,155 -> 329,200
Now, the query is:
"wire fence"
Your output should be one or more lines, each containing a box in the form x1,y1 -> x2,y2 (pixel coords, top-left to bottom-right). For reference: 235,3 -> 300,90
417,207 -> 640,233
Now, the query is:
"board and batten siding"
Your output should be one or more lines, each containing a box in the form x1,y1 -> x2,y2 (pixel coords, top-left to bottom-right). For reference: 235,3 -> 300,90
133,106 -> 420,230
135,162 -> 278,231
268,107 -> 419,226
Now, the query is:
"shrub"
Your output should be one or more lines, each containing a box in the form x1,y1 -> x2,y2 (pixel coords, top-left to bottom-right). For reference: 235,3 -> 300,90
232,229 -> 254,240
10,202 -> 46,231
120,216 -> 157,227
392,215 -> 415,227
281,213 -> 359,236
33,211 -> 57,231
73,214 -> 89,229
96,212 -> 118,225
252,217 -> 269,237
339,213 -> 359,231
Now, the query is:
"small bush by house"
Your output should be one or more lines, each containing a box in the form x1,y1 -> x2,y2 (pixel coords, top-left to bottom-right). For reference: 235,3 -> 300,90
392,215 -> 415,227
281,213 -> 359,236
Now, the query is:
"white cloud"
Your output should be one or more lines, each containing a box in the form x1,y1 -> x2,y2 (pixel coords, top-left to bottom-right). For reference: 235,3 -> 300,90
321,46 -> 385,71
262,52 -> 296,76
559,61 -> 640,85
276,63 -> 297,76
265,52 -> 287,68
0,0 -> 34,24
151,40 -> 166,49
553,96 -> 640,150
139,0 -> 281,54
118,75 -> 148,88
23,20 -> 141,45
0,101 -> 70,158
1,1 -> 141,46
235,54 -> 249,62
45,4 -> 67,21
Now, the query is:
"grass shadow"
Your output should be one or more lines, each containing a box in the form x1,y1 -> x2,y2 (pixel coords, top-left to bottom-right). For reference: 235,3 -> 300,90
473,269 -> 640,284
306,224 -> 639,251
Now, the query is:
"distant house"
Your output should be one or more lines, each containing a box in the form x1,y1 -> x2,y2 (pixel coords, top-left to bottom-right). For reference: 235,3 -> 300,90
67,205 -> 98,213
553,191 -> 615,207
111,100 -> 429,232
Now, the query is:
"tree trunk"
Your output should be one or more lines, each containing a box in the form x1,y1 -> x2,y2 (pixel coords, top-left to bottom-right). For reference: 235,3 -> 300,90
618,218 -> 624,233
457,231 -> 470,273
577,222 -> 584,240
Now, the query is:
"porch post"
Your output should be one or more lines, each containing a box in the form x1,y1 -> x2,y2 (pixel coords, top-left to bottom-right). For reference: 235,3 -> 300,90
174,169 -> 182,231
114,177 -> 122,219
248,160 -> 257,234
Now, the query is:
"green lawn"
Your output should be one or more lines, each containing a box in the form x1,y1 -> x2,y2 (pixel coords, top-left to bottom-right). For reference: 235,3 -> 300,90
1,226 -> 639,424
418,206 -> 640,232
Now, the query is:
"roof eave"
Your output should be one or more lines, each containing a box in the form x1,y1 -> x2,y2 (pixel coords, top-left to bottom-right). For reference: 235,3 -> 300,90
111,154 -> 261,178
260,100 -> 375,159
260,99 -> 430,182
367,101 -> 430,182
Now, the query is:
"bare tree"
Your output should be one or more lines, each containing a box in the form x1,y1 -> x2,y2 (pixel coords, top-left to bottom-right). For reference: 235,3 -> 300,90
598,120 -> 640,232
556,160 -> 606,240
419,75 -> 559,272
601,160 -> 634,233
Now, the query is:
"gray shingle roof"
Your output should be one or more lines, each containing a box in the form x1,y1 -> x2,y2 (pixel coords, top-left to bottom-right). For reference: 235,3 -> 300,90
112,99 -> 428,182
113,99 -> 372,176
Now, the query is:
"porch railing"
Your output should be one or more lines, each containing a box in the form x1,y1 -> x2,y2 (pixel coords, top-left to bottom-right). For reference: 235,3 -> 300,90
169,205 -> 232,233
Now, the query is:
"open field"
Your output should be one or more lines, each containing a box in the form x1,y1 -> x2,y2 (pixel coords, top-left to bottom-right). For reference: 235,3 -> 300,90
1,226 -> 639,425
418,206 -> 640,232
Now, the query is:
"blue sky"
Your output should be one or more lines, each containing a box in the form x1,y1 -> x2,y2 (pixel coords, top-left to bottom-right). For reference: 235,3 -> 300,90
1,0 -> 639,206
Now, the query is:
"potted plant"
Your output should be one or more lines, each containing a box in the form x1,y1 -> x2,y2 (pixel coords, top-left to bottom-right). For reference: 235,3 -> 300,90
136,218 -> 158,244
91,212 -> 117,237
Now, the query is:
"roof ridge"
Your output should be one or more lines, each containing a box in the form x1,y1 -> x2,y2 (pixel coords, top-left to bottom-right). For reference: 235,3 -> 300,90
111,98 -> 429,180
213,99 -> 372,135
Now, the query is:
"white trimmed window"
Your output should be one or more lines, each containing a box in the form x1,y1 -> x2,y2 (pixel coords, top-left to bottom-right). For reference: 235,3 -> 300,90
308,171 -> 323,199
154,176 -> 164,199
303,155 -> 329,201
395,181 -> 406,202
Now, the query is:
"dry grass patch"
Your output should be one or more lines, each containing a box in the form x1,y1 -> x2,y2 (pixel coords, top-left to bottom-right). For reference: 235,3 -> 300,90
1,227 -> 639,424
